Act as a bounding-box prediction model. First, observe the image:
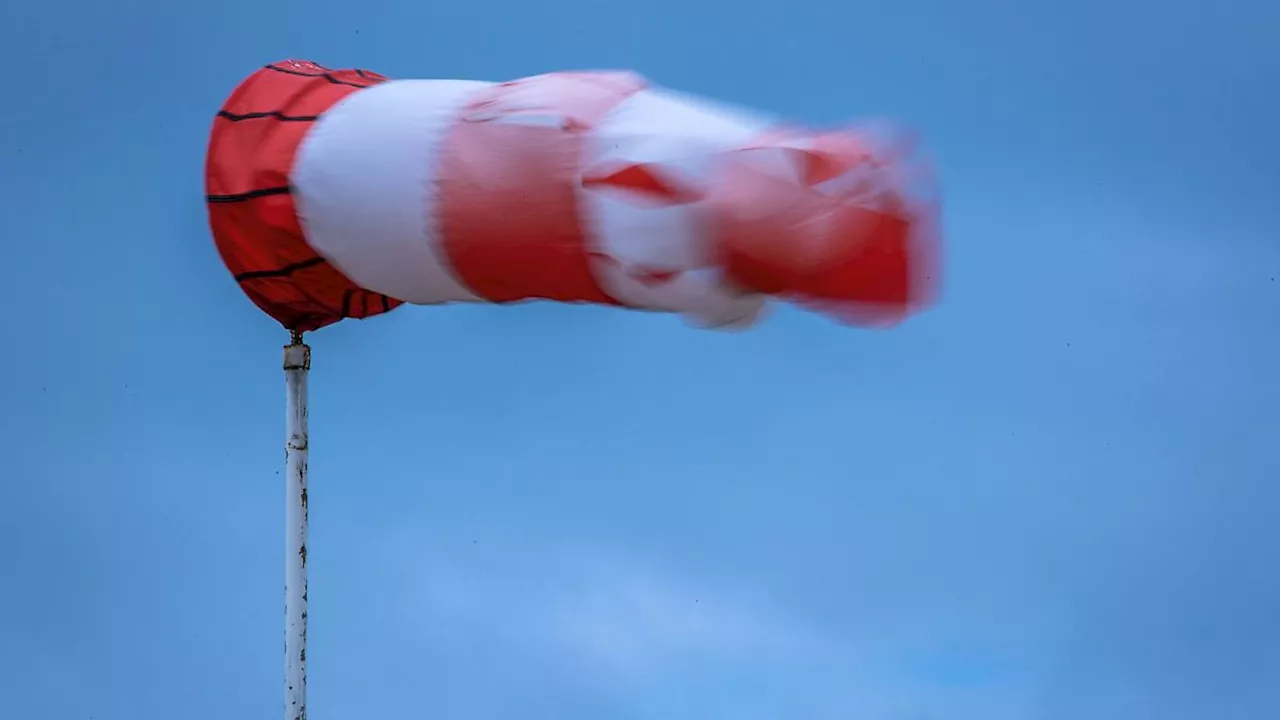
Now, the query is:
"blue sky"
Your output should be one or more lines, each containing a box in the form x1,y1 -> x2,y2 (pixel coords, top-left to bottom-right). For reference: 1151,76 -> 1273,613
2,0 -> 1278,718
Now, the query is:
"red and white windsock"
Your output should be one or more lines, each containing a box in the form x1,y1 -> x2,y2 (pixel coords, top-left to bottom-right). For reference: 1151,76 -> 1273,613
206,60 -> 940,332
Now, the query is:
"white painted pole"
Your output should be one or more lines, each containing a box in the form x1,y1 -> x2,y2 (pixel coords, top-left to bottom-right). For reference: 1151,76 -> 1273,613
283,331 -> 311,720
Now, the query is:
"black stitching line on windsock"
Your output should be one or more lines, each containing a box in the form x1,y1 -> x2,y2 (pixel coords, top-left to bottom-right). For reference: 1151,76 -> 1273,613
206,186 -> 292,203
264,64 -> 378,89
339,289 -> 395,317
234,256 -> 327,283
217,110 -> 320,122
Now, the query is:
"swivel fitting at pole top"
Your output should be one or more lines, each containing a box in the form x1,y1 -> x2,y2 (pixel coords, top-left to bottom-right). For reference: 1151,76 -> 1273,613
283,341 -> 311,371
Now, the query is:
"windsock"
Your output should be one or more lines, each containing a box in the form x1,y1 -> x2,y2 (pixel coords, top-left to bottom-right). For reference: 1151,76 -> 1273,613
206,60 -> 939,332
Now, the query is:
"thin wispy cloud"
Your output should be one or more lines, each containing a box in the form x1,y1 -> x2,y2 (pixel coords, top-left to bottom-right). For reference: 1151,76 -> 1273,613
395,531 -> 835,677
376,524 -> 1047,719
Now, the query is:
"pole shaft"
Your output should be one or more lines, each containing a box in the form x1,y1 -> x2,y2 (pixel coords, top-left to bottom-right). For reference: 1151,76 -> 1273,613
283,340 -> 311,720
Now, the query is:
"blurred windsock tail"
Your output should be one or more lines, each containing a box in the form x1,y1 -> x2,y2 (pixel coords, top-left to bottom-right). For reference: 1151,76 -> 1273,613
711,123 -> 941,326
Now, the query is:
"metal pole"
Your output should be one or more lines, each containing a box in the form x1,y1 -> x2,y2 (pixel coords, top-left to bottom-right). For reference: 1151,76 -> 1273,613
283,331 -> 311,720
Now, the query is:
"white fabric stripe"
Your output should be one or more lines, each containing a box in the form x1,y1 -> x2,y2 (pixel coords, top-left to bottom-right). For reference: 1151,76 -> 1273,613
579,87 -> 770,328
291,79 -> 492,305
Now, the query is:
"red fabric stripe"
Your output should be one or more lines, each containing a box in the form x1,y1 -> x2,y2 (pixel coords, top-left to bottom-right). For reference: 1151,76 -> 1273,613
205,60 -> 402,331
435,72 -> 646,304
711,131 -> 939,326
